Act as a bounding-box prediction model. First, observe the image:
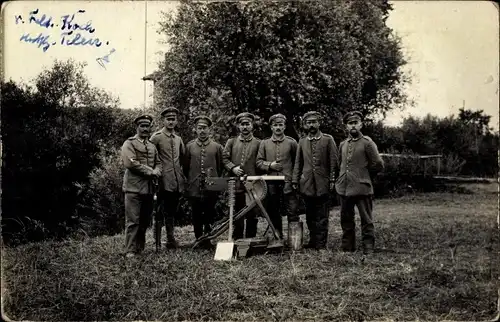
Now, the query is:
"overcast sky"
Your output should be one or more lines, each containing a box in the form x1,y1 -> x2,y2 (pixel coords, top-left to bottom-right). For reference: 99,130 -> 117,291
4,1 -> 499,129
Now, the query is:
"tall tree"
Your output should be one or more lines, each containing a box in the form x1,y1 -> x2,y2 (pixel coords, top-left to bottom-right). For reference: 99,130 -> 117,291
155,0 -> 409,141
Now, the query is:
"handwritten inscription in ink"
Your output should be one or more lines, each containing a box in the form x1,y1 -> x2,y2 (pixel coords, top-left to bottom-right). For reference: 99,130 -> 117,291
16,8 -> 113,59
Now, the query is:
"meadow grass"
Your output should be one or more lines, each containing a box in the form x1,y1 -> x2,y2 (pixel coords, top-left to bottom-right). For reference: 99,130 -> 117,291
2,183 -> 498,321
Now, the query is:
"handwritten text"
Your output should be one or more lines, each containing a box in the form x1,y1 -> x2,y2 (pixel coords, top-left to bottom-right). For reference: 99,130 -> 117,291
20,32 -> 52,52
16,8 -> 110,53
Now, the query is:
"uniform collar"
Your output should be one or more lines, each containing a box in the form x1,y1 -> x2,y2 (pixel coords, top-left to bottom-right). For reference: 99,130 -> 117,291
348,133 -> 364,142
307,131 -> 322,141
196,138 -> 211,146
134,134 -> 148,144
161,128 -> 176,138
271,134 -> 285,142
238,134 -> 254,142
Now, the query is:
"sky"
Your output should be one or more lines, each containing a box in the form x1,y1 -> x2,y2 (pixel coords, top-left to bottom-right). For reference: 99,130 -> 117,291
3,1 -> 499,129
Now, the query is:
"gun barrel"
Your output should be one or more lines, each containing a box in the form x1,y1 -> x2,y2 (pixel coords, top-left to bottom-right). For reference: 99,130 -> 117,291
239,176 -> 285,181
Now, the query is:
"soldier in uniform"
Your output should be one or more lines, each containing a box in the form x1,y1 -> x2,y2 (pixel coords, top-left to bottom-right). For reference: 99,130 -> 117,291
184,115 -> 224,249
223,112 -> 261,240
150,107 -> 186,248
256,113 -> 299,238
121,114 -> 162,258
335,111 -> 384,255
292,111 -> 338,250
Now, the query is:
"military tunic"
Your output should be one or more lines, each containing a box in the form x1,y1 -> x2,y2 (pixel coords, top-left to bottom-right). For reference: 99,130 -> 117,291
223,135 -> 261,176
257,135 -> 299,234
150,128 -> 186,244
335,135 -> 384,252
185,138 -> 224,197
292,132 -> 338,197
256,135 -> 297,193
292,131 -> 338,249
185,138 -> 224,240
150,129 -> 186,193
335,136 -> 384,196
121,135 -> 162,254
222,134 -> 261,239
121,135 -> 162,194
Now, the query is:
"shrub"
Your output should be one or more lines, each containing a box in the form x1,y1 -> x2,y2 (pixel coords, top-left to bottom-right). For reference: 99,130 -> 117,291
75,150 -> 125,237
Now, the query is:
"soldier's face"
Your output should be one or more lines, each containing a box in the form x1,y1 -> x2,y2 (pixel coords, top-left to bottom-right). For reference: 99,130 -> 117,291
346,119 -> 363,135
196,124 -> 210,140
137,123 -> 151,138
238,120 -> 253,134
164,116 -> 177,130
271,121 -> 285,136
304,118 -> 319,134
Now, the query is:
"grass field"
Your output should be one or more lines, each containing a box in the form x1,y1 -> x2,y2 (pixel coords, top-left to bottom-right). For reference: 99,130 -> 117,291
2,183 -> 499,321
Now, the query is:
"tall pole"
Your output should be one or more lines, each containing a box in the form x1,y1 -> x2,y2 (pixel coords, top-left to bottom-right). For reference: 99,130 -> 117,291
143,1 -> 148,107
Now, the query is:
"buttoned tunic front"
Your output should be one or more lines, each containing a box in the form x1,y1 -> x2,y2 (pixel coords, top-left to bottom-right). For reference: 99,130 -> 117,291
223,135 -> 261,176
223,134 -> 261,193
292,132 -> 338,197
335,135 -> 384,196
256,135 -> 297,194
121,135 -> 162,194
184,138 -> 224,197
150,129 -> 186,193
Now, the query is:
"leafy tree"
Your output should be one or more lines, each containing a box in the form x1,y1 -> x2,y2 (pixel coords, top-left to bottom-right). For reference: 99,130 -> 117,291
1,60 -> 129,244
154,0 -> 409,141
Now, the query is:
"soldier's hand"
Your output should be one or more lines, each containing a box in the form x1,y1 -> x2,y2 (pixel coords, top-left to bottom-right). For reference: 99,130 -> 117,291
270,161 -> 283,172
152,168 -> 161,177
232,166 -> 245,176
329,181 -> 335,192
292,183 -> 298,191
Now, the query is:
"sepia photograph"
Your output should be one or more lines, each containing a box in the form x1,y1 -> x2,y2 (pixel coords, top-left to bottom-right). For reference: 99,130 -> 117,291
1,0 -> 499,320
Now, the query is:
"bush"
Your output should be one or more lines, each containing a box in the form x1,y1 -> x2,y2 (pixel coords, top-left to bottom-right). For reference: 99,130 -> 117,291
76,150 -> 125,237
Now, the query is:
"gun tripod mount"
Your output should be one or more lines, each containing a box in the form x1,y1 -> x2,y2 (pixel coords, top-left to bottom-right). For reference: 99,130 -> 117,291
192,175 -> 285,258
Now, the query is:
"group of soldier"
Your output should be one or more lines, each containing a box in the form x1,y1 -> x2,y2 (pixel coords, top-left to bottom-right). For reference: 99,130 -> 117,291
121,107 -> 384,259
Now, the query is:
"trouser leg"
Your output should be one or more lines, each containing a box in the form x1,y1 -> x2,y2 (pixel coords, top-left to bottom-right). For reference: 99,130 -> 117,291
190,197 -> 204,239
137,194 -> 154,252
284,192 -> 299,223
339,195 -> 356,251
203,192 -> 218,235
125,193 -> 141,254
245,208 -> 258,238
304,196 -> 316,246
162,191 -> 180,243
356,195 -> 374,253
314,194 -> 330,249
232,192 -> 246,240
266,184 -> 283,238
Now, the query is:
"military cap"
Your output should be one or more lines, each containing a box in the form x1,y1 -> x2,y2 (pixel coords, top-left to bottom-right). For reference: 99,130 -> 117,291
269,113 -> 287,124
343,110 -> 363,124
134,114 -> 153,125
194,115 -> 212,127
235,112 -> 255,124
161,107 -> 179,117
302,111 -> 321,122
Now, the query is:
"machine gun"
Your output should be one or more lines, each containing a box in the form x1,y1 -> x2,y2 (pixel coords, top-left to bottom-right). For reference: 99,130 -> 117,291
192,175 -> 285,258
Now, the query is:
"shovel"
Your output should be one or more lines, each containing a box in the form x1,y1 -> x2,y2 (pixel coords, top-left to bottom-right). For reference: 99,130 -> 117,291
214,179 -> 236,260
